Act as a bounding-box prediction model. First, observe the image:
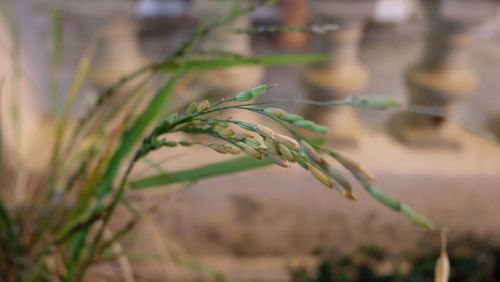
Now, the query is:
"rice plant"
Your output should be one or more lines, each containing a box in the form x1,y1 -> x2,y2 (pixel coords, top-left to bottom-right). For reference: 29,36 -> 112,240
0,0 -> 435,281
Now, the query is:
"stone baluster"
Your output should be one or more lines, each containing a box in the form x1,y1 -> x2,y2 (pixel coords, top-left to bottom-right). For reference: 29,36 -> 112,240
488,112 -> 500,142
388,0 -> 496,147
487,6 -> 500,142
278,0 -> 310,50
190,0 -> 264,97
84,1 -> 149,89
301,0 -> 374,146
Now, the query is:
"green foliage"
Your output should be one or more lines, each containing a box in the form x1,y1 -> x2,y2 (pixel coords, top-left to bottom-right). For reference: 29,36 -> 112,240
125,87 -> 432,229
290,235 -> 500,282
130,157 -> 273,189
0,0 -> 435,281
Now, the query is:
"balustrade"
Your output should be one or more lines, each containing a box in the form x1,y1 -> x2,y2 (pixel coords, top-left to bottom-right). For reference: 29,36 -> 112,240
388,0 -> 496,147
301,0 -> 374,146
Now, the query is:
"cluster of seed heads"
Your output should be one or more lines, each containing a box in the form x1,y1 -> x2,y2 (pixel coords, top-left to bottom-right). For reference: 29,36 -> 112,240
132,84 -> 434,230
132,84 -> 378,201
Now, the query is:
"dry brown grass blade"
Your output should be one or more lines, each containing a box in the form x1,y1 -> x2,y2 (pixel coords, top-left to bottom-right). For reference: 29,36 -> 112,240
76,123 -> 127,202
103,228 -> 135,282
50,40 -> 98,190
435,229 -> 450,282
64,40 -> 98,118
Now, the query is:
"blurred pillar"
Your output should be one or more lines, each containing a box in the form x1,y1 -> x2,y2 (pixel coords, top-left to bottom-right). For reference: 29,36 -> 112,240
488,112 -> 500,142
0,0 -> 56,179
301,0 -> 374,146
186,1 -> 264,122
83,1 -> 149,89
278,0 -> 309,50
191,0 -> 264,97
487,7 -> 500,143
388,0 -> 496,147
90,18 -> 150,88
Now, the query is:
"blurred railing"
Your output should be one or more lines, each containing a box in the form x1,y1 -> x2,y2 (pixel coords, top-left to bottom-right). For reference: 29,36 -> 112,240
4,0 -> 500,148
133,0 -> 500,146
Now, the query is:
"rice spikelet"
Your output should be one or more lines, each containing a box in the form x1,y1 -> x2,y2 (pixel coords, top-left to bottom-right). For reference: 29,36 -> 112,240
333,152 -> 374,182
267,154 -> 290,168
263,108 -> 287,118
300,140 -> 324,165
309,165 -> 333,188
197,100 -> 210,112
278,144 -> 296,162
274,134 -> 300,150
255,125 -> 274,138
263,137 -> 280,154
237,142 -> 263,160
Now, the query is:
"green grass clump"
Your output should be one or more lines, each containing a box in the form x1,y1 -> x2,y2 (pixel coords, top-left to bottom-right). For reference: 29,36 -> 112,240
0,1 -> 434,280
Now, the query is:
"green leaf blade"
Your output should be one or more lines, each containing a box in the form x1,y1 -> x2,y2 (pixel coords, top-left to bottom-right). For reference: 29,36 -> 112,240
158,53 -> 328,72
364,185 -> 435,230
130,157 -> 273,189
100,71 -> 184,197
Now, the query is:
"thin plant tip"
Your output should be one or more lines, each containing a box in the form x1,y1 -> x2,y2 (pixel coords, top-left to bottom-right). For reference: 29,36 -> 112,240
309,165 -> 334,188
344,192 -> 357,200
434,252 -> 450,282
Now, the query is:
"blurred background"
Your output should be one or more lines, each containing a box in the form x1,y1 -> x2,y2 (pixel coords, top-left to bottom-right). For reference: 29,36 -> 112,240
2,0 -> 500,281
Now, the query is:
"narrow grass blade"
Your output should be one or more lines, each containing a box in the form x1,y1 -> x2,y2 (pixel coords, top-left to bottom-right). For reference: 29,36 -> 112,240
63,42 -> 96,117
100,70 -> 184,197
50,1 -> 63,112
168,249 -> 228,282
141,157 -> 169,175
323,149 -> 434,229
0,78 -> 4,183
50,42 -> 96,186
158,53 -> 328,72
130,157 -> 273,189
98,220 -> 136,254
64,71 -> 185,279
65,229 -> 89,281
0,199 -> 21,255
364,185 -> 434,230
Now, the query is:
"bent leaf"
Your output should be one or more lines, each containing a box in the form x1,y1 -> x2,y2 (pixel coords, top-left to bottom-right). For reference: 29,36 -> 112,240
364,185 -> 435,230
130,157 -> 273,189
100,71 -> 185,197
158,53 -> 328,72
